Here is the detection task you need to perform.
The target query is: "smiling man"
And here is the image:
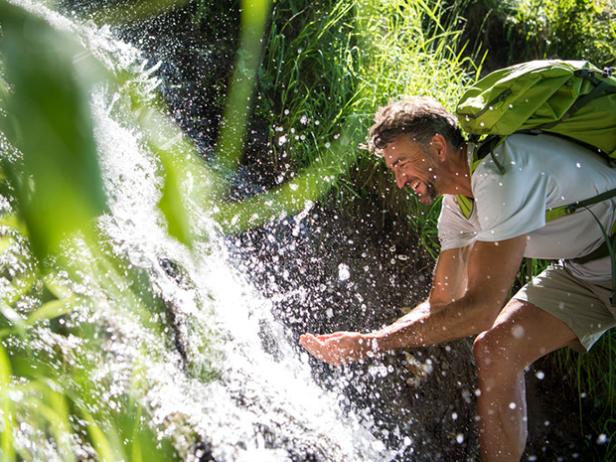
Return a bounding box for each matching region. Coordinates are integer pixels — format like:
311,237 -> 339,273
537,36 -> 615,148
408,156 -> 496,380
299,96 -> 616,461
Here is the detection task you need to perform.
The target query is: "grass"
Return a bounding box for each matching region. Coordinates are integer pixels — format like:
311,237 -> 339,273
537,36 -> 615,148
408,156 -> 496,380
0,1 -> 224,459
249,0 -> 616,454
215,0 -> 483,250
450,0 -> 616,70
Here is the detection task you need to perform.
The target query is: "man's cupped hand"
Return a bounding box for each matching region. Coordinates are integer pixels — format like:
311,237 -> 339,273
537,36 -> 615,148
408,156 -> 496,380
299,331 -> 375,366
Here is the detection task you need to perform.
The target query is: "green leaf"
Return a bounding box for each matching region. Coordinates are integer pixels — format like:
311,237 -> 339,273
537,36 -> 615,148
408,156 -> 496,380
0,3 -> 108,260
21,381 -> 76,462
0,235 -> 12,256
157,150 -> 193,247
0,214 -> 27,236
82,410 -> 125,462
26,296 -> 76,326
0,346 -> 15,462
0,300 -> 26,336
42,274 -> 74,300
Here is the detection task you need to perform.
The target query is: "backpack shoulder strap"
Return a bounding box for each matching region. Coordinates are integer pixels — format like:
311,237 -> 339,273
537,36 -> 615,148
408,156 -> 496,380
454,138 -> 506,219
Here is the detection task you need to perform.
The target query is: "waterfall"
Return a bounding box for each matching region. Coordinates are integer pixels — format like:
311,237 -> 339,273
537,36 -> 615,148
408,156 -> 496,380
1,1 -> 404,460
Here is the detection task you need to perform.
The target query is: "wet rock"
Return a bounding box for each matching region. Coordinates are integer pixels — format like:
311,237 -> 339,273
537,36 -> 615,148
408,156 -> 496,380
228,194 -> 480,461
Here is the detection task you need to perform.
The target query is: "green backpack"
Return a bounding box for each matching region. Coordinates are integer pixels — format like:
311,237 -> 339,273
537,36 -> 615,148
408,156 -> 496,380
456,59 -> 616,158
454,60 -> 616,300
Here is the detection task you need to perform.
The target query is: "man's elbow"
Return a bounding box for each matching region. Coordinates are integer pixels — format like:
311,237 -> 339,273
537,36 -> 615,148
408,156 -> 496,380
464,290 -> 507,332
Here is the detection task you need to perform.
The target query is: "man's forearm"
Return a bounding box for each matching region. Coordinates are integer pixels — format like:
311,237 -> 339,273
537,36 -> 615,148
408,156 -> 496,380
368,294 -> 495,351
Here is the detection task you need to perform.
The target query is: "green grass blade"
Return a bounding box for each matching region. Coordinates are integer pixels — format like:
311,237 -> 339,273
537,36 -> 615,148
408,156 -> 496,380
0,2 -> 108,260
25,296 -> 76,326
0,345 -> 15,462
215,0 -> 273,172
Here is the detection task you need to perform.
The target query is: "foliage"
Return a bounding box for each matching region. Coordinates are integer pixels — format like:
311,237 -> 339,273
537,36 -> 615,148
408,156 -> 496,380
452,0 -> 616,70
0,2 -> 107,260
225,0 -> 483,252
509,0 -> 616,66
0,1 -> 229,458
1,0 -> 615,458
0,0 -> 482,455
215,0 -> 271,172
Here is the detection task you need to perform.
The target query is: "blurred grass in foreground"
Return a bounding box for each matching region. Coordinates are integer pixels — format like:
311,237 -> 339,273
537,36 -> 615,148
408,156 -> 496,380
0,1 -> 214,459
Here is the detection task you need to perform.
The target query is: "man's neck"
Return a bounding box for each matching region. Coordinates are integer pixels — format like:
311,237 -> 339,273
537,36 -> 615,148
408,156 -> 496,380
444,143 -> 473,198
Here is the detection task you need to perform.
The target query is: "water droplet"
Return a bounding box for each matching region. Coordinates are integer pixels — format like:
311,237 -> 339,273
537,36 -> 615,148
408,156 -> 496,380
338,263 -> 350,281
512,325 -> 525,339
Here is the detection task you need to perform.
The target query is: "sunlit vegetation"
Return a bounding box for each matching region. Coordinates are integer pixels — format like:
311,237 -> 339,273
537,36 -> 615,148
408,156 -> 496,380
0,0 -> 231,458
232,0 -> 482,255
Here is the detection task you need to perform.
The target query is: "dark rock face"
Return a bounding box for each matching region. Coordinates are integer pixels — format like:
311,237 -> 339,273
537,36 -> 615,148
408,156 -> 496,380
64,0 -> 240,155
227,196 -> 480,461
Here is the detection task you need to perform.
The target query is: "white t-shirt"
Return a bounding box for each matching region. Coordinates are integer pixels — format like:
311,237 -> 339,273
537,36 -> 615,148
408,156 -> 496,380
437,134 -> 616,285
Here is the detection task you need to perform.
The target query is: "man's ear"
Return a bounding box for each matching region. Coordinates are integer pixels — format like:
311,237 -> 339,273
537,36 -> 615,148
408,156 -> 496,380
431,133 -> 448,162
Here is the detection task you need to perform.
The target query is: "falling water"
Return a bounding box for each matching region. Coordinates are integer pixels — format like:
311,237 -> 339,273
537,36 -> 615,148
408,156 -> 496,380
5,1 -> 403,460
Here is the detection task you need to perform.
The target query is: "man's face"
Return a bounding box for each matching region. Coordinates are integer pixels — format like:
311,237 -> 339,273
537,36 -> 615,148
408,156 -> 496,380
382,134 -> 440,205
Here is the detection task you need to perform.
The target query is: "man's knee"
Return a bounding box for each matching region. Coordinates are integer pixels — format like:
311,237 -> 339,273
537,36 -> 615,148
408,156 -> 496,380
473,326 -> 524,375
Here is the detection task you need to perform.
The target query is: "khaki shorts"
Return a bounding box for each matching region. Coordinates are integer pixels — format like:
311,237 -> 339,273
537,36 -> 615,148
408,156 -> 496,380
513,263 -> 616,352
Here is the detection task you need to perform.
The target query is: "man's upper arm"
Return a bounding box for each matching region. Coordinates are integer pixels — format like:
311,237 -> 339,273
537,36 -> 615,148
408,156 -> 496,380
429,246 -> 472,307
430,235 -> 527,317
464,236 -> 528,315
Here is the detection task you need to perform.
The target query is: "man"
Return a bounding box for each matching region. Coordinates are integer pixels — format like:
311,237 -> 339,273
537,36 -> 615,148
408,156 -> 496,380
299,96 -> 616,461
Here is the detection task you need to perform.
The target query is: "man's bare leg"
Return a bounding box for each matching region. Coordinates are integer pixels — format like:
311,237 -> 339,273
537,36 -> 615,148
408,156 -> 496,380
473,299 -> 578,461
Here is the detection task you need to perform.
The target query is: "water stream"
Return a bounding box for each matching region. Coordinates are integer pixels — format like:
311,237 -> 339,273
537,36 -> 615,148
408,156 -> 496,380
5,2 -> 407,460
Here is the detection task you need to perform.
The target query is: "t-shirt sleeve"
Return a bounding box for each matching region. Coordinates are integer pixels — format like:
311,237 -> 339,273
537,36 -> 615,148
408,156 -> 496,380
437,195 -> 477,250
474,141 -> 549,242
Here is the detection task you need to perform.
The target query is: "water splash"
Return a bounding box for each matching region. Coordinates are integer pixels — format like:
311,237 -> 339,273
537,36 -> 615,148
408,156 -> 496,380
5,1 -> 397,460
